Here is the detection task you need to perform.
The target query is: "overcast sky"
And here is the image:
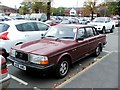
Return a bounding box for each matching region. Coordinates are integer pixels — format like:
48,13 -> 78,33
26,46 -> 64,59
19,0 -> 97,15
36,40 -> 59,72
0,0 -> 104,8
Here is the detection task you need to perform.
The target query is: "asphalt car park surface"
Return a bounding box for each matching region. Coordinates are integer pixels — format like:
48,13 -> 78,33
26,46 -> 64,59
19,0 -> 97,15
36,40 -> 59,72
7,27 -> 119,89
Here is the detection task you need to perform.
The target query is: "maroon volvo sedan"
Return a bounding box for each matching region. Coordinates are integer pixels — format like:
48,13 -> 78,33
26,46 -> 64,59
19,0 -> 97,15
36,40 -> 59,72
8,24 -> 106,78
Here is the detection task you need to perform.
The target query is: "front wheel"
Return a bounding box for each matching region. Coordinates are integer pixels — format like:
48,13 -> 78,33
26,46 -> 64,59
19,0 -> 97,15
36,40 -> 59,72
102,27 -> 106,34
55,58 -> 70,79
110,25 -> 114,33
94,45 -> 101,56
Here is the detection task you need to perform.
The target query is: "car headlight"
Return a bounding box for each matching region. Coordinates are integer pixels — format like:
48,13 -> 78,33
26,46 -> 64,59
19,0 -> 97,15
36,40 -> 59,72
10,49 -> 16,57
30,54 -> 49,65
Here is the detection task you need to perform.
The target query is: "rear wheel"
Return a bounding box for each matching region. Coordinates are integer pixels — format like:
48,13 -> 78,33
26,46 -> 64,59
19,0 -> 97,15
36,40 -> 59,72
55,58 -> 70,79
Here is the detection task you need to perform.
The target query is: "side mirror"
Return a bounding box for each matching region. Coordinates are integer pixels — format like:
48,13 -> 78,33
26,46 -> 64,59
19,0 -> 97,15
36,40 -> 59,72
41,34 -> 45,39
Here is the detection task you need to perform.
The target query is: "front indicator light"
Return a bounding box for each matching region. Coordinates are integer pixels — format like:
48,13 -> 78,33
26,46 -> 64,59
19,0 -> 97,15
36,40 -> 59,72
40,60 -> 49,65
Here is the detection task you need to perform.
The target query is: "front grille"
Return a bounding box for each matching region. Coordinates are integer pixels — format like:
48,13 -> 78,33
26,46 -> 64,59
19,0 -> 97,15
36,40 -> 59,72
15,51 -> 28,61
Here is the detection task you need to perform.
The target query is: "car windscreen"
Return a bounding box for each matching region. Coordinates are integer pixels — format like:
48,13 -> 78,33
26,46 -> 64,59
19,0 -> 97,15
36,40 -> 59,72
0,23 -> 9,33
45,26 -> 77,40
92,17 -> 105,22
60,20 -> 70,24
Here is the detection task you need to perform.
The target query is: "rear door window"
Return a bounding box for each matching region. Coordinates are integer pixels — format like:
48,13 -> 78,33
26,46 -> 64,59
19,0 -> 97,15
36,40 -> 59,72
0,23 -> 9,33
85,27 -> 94,37
16,22 -> 36,31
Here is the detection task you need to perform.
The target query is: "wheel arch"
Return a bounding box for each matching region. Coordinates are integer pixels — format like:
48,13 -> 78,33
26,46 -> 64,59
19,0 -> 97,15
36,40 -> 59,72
98,42 -> 103,52
56,53 -> 72,66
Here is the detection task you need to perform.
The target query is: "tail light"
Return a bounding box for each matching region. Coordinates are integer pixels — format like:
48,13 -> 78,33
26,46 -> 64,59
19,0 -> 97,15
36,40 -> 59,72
1,56 -> 8,74
0,32 -> 9,40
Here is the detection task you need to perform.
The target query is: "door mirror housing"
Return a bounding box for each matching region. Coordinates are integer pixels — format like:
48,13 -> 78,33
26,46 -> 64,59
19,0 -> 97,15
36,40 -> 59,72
41,34 -> 45,39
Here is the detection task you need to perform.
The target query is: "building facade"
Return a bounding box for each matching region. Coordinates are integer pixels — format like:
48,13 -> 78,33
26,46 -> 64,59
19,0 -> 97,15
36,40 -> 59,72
64,7 -> 97,17
0,5 -> 16,15
64,7 -> 82,16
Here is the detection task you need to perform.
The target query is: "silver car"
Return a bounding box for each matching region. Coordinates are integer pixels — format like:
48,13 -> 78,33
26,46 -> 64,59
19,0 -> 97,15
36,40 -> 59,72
0,55 -> 11,90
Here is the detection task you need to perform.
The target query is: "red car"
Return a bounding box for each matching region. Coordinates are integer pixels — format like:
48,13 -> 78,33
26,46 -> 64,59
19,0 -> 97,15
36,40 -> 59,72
113,17 -> 120,27
45,20 -> 59,26
8,24 -> 106,78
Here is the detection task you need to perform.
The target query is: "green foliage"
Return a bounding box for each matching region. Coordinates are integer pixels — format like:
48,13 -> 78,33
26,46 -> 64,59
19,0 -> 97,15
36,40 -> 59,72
32,2 -> 47,13
19,2 -> 31,14
19,0 -> 48,14
52,7 -> 65,16
107,1 -> 120,15
83,0 -> 97,20
83,0 -> 120,17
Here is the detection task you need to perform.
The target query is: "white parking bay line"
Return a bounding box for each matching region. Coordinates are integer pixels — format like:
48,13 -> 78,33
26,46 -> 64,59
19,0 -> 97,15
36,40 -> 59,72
56,51 -> 113,88
10,74 -> 28,86
102,50 -> 111,53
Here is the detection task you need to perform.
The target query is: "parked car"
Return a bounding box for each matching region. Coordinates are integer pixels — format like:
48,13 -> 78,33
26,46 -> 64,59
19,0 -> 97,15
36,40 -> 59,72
0,55 -> 11,90
45,20 -> 59,26
30,13 -> 47,22
88,17 -> 115,33
78,17 -> 90,24
8,24 -> 106,78
0,16 -> 5,21
60,20 -> 72,24
0,20 -> 50,59
68,17 -> 79,24
112,16 -> 120,27
9,13 -> 24,20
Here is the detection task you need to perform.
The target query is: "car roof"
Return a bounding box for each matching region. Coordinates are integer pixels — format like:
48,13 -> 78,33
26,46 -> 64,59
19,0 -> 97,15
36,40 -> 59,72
56,24 -> 94,28
95,17 -> 110,18
0,20 -> 44,25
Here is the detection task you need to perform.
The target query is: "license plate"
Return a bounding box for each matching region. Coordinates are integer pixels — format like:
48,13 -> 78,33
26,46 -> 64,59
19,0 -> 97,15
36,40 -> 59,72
14,62 -> 26,71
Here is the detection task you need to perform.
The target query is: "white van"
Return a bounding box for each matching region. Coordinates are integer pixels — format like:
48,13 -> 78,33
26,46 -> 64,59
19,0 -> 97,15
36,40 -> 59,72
30,13 -> 47,22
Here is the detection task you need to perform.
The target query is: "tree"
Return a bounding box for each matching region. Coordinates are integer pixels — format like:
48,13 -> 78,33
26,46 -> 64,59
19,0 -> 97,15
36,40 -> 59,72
19,0 -> 50,14
19,2 -> 31,14
47,1 -> 51,20
83,0 -> 97,20
32,2 -> 46,13
97,3 -> 108,17
106,1 -> 120,16
52,7 -> 65,16
19,0 -> 53,19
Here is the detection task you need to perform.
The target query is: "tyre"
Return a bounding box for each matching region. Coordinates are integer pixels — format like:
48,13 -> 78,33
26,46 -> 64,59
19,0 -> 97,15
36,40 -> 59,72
94,45 -> 101,56
102,27 -> 106,34
55,58 -> 70,79
110,25 -> 114,33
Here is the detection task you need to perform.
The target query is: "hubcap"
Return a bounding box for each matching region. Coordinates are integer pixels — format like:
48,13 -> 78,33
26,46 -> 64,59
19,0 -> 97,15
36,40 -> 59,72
96,46 -> 100,55
59,61 -> 68,76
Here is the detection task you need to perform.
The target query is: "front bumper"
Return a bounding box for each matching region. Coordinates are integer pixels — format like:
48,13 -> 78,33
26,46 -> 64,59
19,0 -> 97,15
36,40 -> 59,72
0,74 -> 11,89
7,56 -> 55,73
94,26 -> 103,31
